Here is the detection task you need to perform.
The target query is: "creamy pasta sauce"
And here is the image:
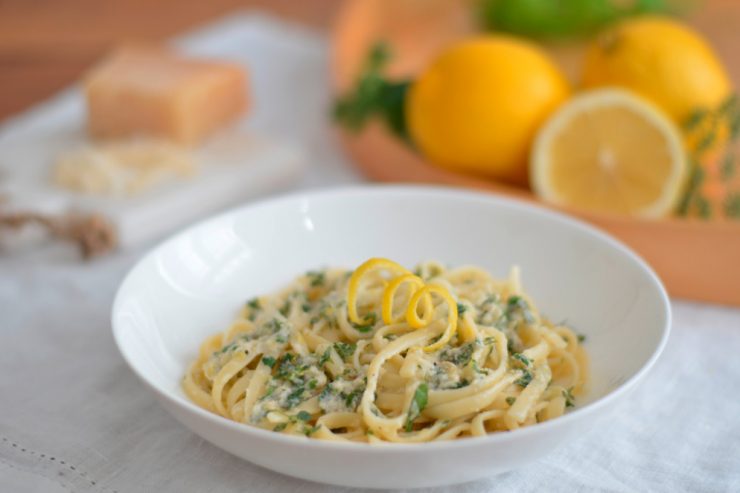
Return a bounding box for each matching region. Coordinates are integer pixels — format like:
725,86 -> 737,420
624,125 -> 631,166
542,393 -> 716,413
183,258 -> 589,443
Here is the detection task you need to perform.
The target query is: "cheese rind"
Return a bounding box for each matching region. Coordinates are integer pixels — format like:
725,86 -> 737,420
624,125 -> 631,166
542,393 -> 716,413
85,46 -> 248,145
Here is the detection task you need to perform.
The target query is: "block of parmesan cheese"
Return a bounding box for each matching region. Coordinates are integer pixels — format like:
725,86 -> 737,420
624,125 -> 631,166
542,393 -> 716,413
84,45 -> 249,145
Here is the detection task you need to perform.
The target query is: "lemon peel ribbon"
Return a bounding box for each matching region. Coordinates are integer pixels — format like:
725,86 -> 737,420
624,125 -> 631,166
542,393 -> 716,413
347,258 -> 458,352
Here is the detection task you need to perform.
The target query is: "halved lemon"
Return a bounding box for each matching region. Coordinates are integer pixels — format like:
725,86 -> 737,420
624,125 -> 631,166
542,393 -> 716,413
530,89 -> 688,218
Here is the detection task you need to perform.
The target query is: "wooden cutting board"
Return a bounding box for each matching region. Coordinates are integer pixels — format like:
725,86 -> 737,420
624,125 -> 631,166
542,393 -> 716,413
331,0 -> 740,306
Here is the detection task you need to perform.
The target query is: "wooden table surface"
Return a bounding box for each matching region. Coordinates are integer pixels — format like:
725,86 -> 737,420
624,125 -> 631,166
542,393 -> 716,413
0,0 -> 737,123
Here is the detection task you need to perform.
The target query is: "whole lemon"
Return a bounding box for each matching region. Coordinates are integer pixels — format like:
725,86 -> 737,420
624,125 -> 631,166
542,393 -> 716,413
582,16 -> 732,124
406,36 -> 570,185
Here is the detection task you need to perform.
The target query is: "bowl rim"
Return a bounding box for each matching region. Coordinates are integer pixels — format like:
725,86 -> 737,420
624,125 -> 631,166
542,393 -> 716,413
112,184 -> 671,452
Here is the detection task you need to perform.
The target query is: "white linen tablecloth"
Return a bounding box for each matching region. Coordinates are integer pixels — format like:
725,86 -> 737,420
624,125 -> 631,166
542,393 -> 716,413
1,13 -> 739,493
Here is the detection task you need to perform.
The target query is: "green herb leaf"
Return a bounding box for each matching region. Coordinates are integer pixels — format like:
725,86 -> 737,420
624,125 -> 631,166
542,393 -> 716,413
296,410 -> 312,422
285,386 -> 305,409
563,388 -> 576,408
511,352 -> 531,368
456,302 -> 467,315
279,299 -> 291,317
344,388 -> 364,409
506,396 -> 516,406
404,382 -> 429,432
262,356 -> 276,368
515,370 -> 533,387
273,422 -> 288,432
353,312 -> 377,333
440,342 -> 475,367
260,385 -> 276,401
454,378 -> 471,389
304,425 -> 320,436
505,295 -> 534,323
217,342 -> 237,354
333,42 -> 412,141
306,270 -> 326,287
333,342 -> 357,360
577,334 -> 587,344
318,348 -> 332,367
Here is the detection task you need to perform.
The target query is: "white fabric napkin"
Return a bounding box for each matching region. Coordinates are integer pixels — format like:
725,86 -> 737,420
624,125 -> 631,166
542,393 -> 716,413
1,12 -> 738,493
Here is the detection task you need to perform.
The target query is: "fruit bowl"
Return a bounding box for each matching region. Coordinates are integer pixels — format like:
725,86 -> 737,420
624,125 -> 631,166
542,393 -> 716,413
331,0 -> 740,306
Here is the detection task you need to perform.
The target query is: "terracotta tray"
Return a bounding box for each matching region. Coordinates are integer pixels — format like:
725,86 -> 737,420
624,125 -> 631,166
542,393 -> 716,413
331,0 -> 740,306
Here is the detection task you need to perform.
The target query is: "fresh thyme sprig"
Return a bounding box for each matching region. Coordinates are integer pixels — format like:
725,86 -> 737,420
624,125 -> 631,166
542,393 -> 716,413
678,94 -> 740,219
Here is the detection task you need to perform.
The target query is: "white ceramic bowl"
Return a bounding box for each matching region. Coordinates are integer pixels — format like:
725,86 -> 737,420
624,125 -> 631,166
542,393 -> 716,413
112,186 -> 670,489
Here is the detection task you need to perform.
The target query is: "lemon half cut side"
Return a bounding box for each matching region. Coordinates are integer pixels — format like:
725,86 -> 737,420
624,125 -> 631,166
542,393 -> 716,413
531,89 -> 688,218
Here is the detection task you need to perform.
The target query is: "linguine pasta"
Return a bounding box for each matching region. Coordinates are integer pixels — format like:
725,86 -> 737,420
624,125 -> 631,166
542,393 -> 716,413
183,258 -> 589,443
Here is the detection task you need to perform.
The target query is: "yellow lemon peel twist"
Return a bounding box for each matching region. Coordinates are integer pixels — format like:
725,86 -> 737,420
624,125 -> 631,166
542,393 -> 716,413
347,258 -> 459,352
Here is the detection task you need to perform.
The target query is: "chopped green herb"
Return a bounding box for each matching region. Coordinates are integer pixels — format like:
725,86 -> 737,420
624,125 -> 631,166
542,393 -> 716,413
273,422 -> 288,432
353,312 -> 377,333
279,299 -> 291,317
440,343 -> 475,367
507,338 -> 516,354
515,370 -> 533,387
318,348 -> 332,367
344,388 -> 364,409
429,334 -> 444,345
456,302 -> 467,315
285,386 -> 305,409
218,342 -> 238,354
306,270 -> 326,287
453,379 -> 471,389
275,353 -> 310,386
318,384 -> 335,404
511,352 -> 531,368
301,303 -> 312,313
577,334 -> 586,343
334,342 -> 357,360
563,388 -> 575,408
405,383 -> 429,432
246,297 -> 261,321
304,425 -> 320,436
296,410 -> 312,422
262,356 -> 276,368
471,360 -> 489,375
264,318 -> 287,334
507,296 -> 534,321
484,336 -> 496,345
260,385 -> 276,401
308,379 -> 318,390
506,396 -> 516,406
